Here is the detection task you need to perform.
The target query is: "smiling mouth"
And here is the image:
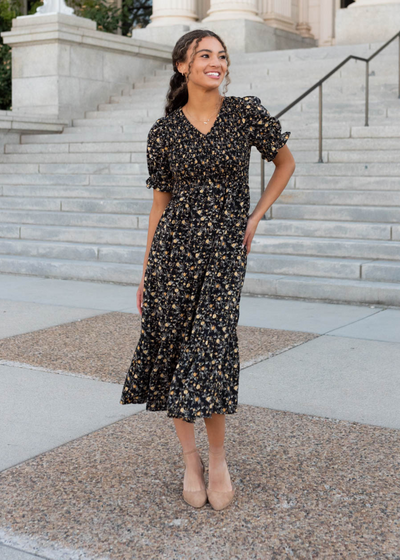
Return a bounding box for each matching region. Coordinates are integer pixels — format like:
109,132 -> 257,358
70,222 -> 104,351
205,72 -> 221,79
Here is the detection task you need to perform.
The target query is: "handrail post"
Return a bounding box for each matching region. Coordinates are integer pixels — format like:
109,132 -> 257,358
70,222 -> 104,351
260,156 -> 266,220
318,83 -> 323,163
398,35 -> 400,98
365,60 -> 369,126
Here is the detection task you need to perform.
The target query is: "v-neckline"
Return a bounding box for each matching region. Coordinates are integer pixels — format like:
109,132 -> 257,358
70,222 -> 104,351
180,96 -> 227,137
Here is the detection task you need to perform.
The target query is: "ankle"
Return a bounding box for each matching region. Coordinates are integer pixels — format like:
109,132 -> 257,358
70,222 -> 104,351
183,446 -> 198,455
209,445 -> 225,457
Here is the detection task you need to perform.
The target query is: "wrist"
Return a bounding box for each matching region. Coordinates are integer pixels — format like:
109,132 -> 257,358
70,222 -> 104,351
248,213 -> 261,226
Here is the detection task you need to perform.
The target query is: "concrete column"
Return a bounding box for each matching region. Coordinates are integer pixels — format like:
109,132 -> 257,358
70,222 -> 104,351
147,0 -> 199,26
317,0 -> 335,46
296,0 -> 314,38
260,0 -> 296,32
202,0 -> 264,22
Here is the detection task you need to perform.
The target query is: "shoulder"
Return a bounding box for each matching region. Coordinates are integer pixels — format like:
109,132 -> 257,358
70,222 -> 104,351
148,114 -> 169,135
147,114 -> 173,147
229,95 -> 263,108
226,95 -> 266,120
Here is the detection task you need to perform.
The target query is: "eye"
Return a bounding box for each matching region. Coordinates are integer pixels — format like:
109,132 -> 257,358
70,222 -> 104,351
200,54 -> 226,59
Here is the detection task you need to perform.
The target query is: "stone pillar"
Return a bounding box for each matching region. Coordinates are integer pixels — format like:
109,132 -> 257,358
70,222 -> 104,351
296,0 -> 314,38
260,0 -> 296,32
147,0 -> 199,26
336,0 -> 400,44
202,0 -> 264,22
318,0 -> 335,46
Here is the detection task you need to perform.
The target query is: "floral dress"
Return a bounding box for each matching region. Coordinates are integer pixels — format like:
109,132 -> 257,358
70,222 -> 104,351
119,95 -> 290,423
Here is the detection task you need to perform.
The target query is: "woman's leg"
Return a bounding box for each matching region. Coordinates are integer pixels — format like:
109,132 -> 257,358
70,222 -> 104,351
173,418 -> 205,491
204,413 -> 233,492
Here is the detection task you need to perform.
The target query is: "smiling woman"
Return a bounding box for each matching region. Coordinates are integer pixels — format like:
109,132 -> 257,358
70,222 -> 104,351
119,29 -> 295,512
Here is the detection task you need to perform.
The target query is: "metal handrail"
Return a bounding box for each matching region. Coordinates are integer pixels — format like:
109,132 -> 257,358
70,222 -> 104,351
260,31 -> 400,218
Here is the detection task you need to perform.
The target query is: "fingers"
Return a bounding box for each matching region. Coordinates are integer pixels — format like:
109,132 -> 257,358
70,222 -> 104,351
137,290 -> 143,316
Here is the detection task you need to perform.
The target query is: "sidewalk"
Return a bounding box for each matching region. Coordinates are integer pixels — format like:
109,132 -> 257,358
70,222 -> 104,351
0,273 -> 399,559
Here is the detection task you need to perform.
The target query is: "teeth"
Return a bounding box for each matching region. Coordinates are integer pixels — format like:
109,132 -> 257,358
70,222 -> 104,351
206,72 -> 220,76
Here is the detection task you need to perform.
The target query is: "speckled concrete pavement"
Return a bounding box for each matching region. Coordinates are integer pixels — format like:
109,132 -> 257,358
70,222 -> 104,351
0,273 -> 399,560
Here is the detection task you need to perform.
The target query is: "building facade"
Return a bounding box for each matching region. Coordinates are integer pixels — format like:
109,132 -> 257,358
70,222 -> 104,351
130,0 -> 398,51
17,0 -> 399,49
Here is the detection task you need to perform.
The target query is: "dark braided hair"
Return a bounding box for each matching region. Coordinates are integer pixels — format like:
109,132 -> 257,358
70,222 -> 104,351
165,29 -> 231,116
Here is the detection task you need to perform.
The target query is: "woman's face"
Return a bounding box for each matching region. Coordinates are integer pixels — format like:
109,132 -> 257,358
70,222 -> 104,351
177,36 -> 227,92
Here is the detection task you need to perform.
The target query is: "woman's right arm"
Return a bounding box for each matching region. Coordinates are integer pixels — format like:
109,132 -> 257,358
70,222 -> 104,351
137,190 -> 173,315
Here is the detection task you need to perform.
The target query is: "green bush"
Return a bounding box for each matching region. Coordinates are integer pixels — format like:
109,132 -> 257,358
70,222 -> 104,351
0,0 -> 22,110
66,0 -> 121,33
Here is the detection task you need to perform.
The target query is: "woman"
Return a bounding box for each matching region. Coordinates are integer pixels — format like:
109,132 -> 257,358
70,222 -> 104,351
120,29 -> 295,511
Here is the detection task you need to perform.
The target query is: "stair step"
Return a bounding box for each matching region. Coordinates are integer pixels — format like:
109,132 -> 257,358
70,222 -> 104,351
20,132 -> 148,143
272,204 -> 400,223
0,240 -> 371,278
19,224 -> 147,244
0,209 -> 148,228
2,235 -> 399,267
253,236 -> 400,260
19,126 -> 400,145
14,221 -> 393,245
0,254 -> 143,284
4,160 -> 400,177
257,219 -> 392,240
0,253 -> 398,305
5,142 -> 147,154
0,153 -> 143,164
1,186 -> 152,199
292,162 -> 400,176
276,189 -> 400,206
294,175 -> 400,190
5,187 -> 397,207
283,138 -> 400,151
7,137 -> 400,154
243,272 -> 400,306
5,160 -> 394,177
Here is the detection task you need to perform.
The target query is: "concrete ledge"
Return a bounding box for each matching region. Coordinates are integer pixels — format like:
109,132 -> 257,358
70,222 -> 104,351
0,111 -> 67,132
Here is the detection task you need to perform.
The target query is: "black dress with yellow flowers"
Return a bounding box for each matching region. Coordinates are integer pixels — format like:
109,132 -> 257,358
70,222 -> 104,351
120,95 -> 290,423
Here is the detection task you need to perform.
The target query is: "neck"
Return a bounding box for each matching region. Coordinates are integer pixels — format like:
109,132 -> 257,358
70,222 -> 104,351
184,89 -> 223,117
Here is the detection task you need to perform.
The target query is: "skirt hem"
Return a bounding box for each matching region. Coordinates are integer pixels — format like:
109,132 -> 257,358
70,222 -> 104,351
120,397 -> 238,424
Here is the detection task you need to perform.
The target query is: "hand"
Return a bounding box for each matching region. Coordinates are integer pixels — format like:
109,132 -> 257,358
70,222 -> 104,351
242,215 -> 260,255
137,278 -> 145,316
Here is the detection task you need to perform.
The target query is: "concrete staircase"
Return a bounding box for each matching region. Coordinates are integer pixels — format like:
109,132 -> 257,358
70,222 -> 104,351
0,40 -> 399,306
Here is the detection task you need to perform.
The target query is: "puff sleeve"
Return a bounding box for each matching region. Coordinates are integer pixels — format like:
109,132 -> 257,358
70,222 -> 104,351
244,96 -> 291,162
145,120 -> 174,193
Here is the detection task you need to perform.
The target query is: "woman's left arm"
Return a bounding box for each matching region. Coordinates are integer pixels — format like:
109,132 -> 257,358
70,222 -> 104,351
243,144 -> 296,253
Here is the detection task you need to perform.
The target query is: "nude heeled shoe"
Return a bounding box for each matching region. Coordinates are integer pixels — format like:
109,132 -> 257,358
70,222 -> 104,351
207,447 -> 236,511
182,448 -> 208,508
